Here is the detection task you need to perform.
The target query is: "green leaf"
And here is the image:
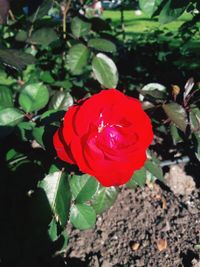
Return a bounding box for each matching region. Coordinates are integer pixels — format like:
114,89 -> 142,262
170,123 -> 183,145
0,49 -> 35,71
91,186 -> 118,215
15,30 -> 28,42
0,108 -> 24,126
139,0 -> 163,17
19,83 -> 49,112
194,132 -> 200,161
40,109 -> 65,125
69,174 -> 99,203
0,70 -> 16,85
70,204 -> 96,230
49,91 -> 73,111
163,102 -> 187,132
0,86 -> 13,110
67,44 -> 90,75
159,0 -> 189,24
140,83 -> 166,101
53,80 -> 72,90
88,38 -> 116,53
71,17 -> 91,38
28,28 -> 58,46
40,71 -> 55,83
126,167 -> 146,188
59,230 -> 68,251
32,126 -> 45,148
190,108 -> 200,131
145,160 -> 163,181
17,121 -> 36,141
48,218 -> 58,242
39,171 -> 71,228
92,53 -> 118,88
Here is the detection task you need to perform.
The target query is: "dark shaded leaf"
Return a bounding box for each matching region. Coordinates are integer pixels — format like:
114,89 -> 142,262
159,0 -> 189,24
0,49 -> 35,71
190,108 -> 200,131
28,28 -> 58,46
71,17 -> 91,38
15,30 -> 28,42
163,102 -> 188,132
29,0 -> 53,22
88,38 -> 116,53
170,123 -> 183,145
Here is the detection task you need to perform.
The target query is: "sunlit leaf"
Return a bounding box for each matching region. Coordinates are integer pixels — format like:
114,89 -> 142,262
70,203 -> 96,230
19,83 -> 49,112
39,171 -> 71,228
69,174 -> 99,203
67,44 -> 90,75
92,53 -> 118,88
91,186 -> 118,215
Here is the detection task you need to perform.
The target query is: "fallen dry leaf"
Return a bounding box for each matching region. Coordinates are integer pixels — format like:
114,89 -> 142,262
130,242 -> 140,251
162,197 -> 167,209
156,239 -> 168,252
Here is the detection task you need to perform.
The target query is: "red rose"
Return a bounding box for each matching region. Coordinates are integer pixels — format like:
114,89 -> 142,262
53,89 -> 153,187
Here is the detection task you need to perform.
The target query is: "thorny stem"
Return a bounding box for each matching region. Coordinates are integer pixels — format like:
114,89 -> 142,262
8,10 -> 15,21
61,0 -> 72,40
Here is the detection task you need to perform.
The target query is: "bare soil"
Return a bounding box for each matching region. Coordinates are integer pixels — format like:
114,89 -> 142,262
66,165 -> 200,267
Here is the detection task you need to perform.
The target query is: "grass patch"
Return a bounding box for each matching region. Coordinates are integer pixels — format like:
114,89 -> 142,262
103,10 -> 193,34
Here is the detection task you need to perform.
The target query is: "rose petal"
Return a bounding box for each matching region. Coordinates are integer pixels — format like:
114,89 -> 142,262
62,104 -> 80,143
53,127 -> 75,164
74,89 -> 126,136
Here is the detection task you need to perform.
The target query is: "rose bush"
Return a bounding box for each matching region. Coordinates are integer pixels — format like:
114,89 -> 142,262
53,89 -> 153,186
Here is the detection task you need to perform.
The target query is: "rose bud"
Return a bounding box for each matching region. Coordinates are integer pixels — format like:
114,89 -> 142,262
53,89 -> 153,187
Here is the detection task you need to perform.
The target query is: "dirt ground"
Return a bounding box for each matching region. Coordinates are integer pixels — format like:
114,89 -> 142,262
66,165 -> 200,267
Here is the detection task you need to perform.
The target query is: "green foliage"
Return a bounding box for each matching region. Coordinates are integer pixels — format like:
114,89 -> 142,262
0,108 -> 24,126
28,28 -> 58,46
70,204 -> 96,230
67,44 -> 90,75
0,86 -> 13,109
88,38 -> 117,53
91,186 -> 118,214
19,83 -> 49,112
126,167 -> 146,188
0,49 -> 35,70
39,171 -> 71,228
92,53 -> 118,88
71,17 -> 91,38
139,0 -> 190,24
69,174 -> 99,203
163,103 -> 188,132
